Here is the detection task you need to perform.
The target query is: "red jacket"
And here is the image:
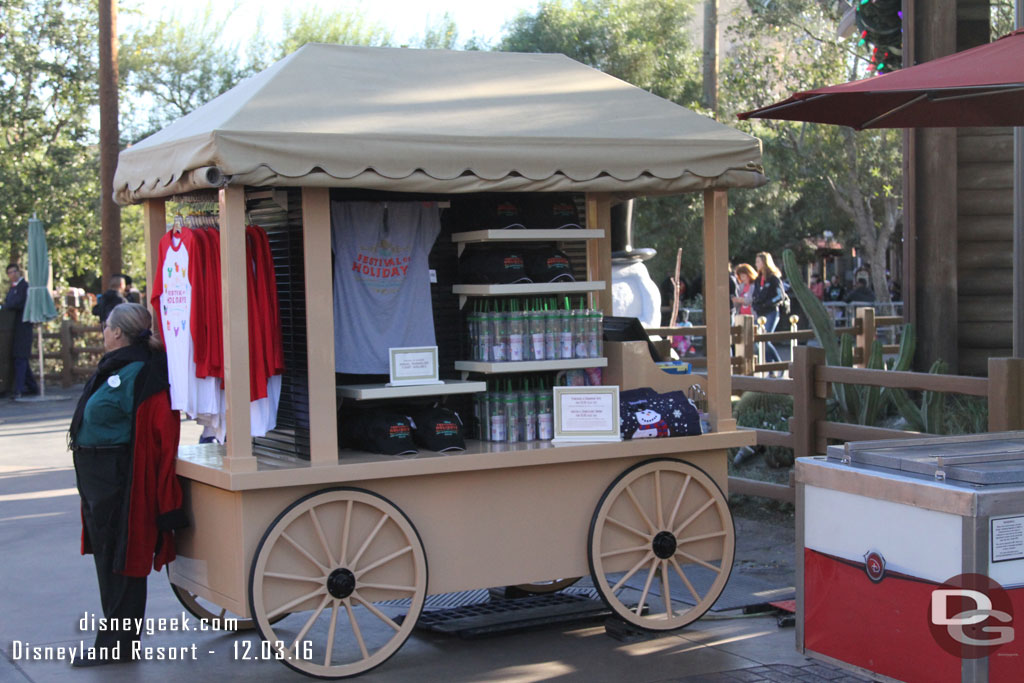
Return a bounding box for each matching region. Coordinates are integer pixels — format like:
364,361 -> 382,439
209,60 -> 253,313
80,388 -> 185,577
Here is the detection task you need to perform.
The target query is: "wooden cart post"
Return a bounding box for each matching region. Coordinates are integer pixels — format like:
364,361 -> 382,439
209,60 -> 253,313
703,189 -> 736,433
142,198 -> 166,332
219,186 -> 255,470
301,187 -> 339,466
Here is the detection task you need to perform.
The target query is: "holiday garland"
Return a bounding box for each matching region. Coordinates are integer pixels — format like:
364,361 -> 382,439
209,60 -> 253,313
855,0 -> 902,73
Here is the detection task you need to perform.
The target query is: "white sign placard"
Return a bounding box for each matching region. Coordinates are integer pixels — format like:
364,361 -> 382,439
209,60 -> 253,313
387,346 -> 442,387
991,515 -> 1024,563
551,386 -> 620,443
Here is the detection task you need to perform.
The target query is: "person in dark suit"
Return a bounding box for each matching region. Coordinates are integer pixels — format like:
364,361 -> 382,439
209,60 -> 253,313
5,263 -> 39,398
92,275 -> 127,325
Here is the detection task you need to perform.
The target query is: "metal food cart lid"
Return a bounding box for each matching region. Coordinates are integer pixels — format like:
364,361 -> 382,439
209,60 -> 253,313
827,431 -> 1024,485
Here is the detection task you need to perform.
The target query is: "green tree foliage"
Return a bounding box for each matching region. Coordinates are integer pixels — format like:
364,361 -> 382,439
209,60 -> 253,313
500,0 -> 706,293
501,0 -> 702,105
723,0 -> 901,303
276,7 -> 393,58
0,0 -> 100,281
418,12 -> 459,49
119,7 -> 261,142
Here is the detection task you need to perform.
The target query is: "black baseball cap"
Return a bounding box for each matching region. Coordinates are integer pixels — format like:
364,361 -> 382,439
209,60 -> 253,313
339,410 -> 418,456
526,247 -> 574,283
529,194 -> 583,229
408,407 -> 465,452
460,248 -> 532,284
454,195 -> 527,230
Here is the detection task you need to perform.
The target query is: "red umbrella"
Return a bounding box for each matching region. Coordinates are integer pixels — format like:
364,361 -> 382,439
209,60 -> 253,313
739,28 -> 1024,129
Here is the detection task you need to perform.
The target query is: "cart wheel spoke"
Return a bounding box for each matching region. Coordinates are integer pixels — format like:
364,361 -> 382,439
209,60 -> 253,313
654,470 -> 665,529
589,459 -> 734,631
290,594 -> 332,652
625,484 -> 657,534
610,551 -> 655,593
281,531 -> 329,574
670,558 -> 702,603
354,544 -> 414,579
354,582 -> 417,594
340,499 -> 353,565
605,515 -> 651,541
308,507 -> 335,567
264,571 -> 326,584
352,593 -> 402,632
324,599 -> 340,667
344,598 -> 370,660
666,474 -> 692,531
635,558 -> 659,617
675,548 -> 722,574
601,544 -> 650,560
268,586 -> 327,621
672,497 -> 716,538
661,562 -> 672,619
350,512 -> 389,570
677,530 -> 728,545
250,487 -> 428,678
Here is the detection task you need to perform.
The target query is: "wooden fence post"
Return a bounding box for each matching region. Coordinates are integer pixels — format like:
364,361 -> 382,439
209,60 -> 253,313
988,357 -> 1024,431
791,346 -> 827,459
855,307 -> 875,368
60,320 -> 73,388
734,314 -> 755,375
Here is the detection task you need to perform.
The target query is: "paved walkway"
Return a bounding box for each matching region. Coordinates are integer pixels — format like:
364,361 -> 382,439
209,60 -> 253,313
0,385 -> 868,682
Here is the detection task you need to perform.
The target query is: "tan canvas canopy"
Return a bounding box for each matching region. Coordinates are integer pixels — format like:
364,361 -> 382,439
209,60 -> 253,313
114,44 -> 765,204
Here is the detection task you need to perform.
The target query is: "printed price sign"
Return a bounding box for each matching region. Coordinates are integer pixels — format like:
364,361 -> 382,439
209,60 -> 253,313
552,386 -> 621,443
387,346 -> 442,387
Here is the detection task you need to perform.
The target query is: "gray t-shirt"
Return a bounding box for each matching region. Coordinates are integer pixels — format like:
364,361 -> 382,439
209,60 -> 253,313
331,201 -> 441,374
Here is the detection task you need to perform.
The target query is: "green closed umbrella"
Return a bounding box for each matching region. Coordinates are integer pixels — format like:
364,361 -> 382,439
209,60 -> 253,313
24,215 -> 58,397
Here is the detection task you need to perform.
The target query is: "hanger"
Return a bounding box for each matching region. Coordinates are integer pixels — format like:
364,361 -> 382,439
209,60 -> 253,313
172,213 -> 185,234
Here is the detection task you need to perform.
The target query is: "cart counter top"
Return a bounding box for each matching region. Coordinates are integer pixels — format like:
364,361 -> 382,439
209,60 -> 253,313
176,431 -> 754,492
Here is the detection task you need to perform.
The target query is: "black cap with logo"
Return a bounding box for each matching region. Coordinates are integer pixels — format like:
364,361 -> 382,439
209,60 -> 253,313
459,248 -> 532,284
408,407 -> 465,452
526,247 -> 574,283
339,410 -> 418,455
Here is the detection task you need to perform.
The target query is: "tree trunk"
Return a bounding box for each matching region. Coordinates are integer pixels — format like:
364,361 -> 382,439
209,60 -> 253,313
702,0 -> 718,114
99,0 -> 120,285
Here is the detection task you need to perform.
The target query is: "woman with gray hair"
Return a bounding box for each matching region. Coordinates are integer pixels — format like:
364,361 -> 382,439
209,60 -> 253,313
68,303 -> 187,665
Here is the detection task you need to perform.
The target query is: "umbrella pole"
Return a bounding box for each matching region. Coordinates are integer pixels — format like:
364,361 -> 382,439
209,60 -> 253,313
37,324 -> 45,398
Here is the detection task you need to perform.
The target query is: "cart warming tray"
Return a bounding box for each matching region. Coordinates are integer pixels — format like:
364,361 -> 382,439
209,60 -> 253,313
796,432 -> 1024,683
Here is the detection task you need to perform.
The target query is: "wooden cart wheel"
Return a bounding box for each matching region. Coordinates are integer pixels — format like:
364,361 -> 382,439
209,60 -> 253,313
588,458 -> 734,631
249,487 -> 428,679
169,578 -> 259,630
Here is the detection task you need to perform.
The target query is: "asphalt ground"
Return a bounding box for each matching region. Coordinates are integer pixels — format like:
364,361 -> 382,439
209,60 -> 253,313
0,384 -> 867,683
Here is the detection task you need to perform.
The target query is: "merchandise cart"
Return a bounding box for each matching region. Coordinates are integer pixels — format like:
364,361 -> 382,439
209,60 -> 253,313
113,44 -> 765,678
797,434 -> 1024,683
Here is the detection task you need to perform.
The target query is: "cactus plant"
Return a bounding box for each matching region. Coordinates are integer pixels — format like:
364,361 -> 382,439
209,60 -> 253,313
781,248 -> 945,432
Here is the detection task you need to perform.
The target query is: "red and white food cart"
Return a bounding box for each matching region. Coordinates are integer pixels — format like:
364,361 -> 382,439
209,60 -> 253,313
797,434 -> 1024,683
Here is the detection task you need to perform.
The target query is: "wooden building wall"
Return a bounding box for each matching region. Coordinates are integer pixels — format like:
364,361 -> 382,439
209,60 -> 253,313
958,127 -> 1014,375
906,0 -> 1007,376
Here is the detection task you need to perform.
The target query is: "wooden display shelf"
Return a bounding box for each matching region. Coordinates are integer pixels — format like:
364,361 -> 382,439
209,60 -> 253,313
453,281 -> 605,297
452,229 -> 604,243
454,357 -> 607,374
336,379 -> 486,400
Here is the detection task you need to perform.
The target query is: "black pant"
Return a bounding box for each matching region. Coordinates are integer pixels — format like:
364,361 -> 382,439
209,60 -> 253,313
73,445 -> 147,653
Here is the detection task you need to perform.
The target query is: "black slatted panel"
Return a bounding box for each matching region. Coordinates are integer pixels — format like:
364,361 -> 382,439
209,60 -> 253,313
251,188 -> 311,459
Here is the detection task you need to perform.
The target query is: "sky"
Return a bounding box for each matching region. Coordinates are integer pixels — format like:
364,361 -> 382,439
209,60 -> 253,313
121,0 -> 541,49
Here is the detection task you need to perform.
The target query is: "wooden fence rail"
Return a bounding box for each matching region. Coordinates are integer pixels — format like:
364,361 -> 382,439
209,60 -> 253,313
723,346 -> 1024,504
648,306 -> 906,376
34,320 -> 102,387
